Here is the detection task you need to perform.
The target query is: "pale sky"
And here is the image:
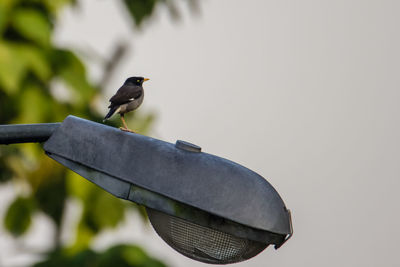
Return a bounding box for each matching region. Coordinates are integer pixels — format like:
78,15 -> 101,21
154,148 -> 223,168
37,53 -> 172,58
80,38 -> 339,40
1,0 -> 400,266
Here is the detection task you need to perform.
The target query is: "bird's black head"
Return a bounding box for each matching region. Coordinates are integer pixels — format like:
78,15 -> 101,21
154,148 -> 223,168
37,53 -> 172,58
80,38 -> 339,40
124,77 -> 150,86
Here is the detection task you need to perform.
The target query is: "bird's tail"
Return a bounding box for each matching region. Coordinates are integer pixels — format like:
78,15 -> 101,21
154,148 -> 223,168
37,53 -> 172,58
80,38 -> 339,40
103,106 -> 118,122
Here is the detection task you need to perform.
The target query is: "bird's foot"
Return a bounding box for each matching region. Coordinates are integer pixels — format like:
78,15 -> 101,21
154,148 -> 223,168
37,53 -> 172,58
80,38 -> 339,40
119,127 -> 136,133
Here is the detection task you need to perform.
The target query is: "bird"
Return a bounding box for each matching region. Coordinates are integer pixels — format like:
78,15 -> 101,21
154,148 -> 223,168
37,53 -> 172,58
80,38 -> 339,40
103,76 -> 149,132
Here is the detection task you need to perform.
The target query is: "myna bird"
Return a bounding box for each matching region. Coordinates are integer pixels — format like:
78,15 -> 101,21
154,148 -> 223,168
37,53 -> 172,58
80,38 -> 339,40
103,76 -> 149,132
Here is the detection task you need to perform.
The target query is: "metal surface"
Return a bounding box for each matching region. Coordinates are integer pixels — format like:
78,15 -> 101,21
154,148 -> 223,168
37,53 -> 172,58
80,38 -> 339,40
48,151 -> 287,246
0,123 -> 60,144
175,140 -> 202,152
43,116 -> 292,236
127,183 -> 286,245
49,153 -> 131,199
275,209 -> 293,249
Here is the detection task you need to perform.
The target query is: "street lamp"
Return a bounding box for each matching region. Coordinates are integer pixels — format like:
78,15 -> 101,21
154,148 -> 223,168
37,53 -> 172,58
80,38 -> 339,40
0,115 -> 292,264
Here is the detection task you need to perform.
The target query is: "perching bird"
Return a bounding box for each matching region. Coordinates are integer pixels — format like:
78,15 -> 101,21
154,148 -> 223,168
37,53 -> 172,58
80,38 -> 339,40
103,76 -> 149,132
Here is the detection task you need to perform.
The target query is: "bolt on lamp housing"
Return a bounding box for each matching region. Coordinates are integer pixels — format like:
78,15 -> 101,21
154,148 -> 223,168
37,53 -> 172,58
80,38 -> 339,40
38,116 -> 292,264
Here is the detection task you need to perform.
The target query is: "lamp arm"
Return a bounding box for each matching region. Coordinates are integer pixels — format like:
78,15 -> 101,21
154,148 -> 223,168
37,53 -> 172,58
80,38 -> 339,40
0,123 -> 61,145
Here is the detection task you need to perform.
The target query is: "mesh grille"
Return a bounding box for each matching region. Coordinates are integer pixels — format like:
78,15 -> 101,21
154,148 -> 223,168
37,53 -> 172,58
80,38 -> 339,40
147,208 -> 268,264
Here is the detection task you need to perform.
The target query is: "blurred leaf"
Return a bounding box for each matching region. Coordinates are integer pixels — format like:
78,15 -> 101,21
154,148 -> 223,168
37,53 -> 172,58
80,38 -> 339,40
69,179 -> 126,251
4,153 -> 28,182
0,90 -> 18,123
15,44 -> 51,82
0,0 -> 15,34
12,8 -> 51,47
0,43 -> 51,96
34,249 -> 98,267
0,158 -> 13,182
129,111 -> 156,134
0,42 -> 28,94
33,162 -> 67,226
123,0 -> 197,28
0,7 -> 7,34
66,171 -> 93,200
0,146 -> 20,182
123,0 -> 158,27
34,245 -> 167,267
99,245 -> 167,267
81,187 -> 126,233
4,196 -> 35,237
51,49 -> 94,107
0,146 -> 18,183
17,84 -> 51,123
44,0 -> 76,13
69,221 -> 96,253
94,190 -> 125,228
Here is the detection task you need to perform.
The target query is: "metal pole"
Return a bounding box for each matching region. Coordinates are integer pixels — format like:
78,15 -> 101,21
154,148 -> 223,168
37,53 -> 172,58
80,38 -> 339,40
0,123 -> 60,145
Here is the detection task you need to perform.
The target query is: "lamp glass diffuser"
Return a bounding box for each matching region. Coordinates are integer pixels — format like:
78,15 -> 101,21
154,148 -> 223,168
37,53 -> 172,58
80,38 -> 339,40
147,208 -> 268,264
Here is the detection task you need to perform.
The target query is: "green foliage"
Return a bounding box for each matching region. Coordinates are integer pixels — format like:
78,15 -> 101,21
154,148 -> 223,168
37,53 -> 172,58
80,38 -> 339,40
84,188 -> 126,230
5,196 -> 35,237
34,168 -> 67,227
124,0 -> 198,28
12,8 -> 52,47
0,0 -> 196,265
0,42 -> 27,93
33,245 -> 167,267
0,157 -> 13,182
124,0 -> 159,26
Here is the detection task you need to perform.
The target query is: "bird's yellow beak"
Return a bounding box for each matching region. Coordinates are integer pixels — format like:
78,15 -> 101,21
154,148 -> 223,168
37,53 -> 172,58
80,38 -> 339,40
143,78 -> 150,82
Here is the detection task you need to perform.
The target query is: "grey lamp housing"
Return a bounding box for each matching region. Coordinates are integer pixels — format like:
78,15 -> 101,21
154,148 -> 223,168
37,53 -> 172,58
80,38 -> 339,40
42,116 -> 292,264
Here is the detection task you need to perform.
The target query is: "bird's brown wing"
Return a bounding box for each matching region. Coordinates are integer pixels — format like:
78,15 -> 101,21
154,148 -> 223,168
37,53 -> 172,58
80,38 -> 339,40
109,85 -> 143,105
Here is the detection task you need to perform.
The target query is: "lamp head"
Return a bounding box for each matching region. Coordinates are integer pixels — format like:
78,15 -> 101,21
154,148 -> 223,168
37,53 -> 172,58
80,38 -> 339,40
43,116 -> 292,264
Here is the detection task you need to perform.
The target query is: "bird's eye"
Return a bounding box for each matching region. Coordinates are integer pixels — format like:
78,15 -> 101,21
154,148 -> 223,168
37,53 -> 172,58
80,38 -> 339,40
137,80 -> 140,82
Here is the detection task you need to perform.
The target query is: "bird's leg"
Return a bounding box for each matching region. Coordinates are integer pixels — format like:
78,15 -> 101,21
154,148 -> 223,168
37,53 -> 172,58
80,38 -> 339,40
119,115 -> 135,133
